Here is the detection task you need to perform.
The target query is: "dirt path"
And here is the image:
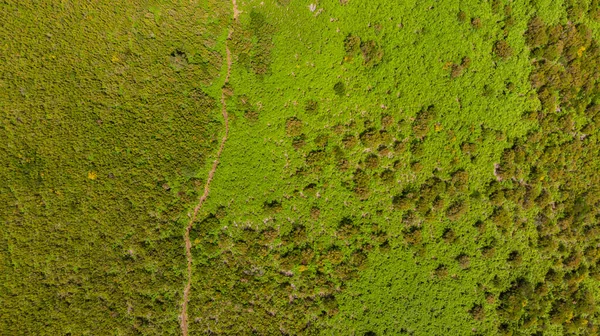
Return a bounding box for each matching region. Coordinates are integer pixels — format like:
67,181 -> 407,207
179,0 -> 238,334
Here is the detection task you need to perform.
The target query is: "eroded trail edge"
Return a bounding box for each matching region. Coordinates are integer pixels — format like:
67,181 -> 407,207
179,1 -> 238,334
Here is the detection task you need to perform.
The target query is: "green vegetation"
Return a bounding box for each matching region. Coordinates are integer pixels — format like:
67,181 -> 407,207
1,1 -> 229,334
4,0 -> 600,335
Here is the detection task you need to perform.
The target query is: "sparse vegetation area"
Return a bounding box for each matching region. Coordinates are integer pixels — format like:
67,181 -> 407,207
4,0 -> 600,335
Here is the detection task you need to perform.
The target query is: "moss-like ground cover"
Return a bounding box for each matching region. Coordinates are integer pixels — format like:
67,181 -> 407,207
4,0 -> 600,335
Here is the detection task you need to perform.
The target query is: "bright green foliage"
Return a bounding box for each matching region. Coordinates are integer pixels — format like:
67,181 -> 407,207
188,0 -> 600,335
4,0 -> 600,335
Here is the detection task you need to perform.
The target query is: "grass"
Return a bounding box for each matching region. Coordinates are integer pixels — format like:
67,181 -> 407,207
1,1 -> 229,334
4,0 -> 600,335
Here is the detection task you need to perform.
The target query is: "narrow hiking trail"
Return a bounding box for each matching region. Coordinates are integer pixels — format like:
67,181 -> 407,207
179,0 -> 239,334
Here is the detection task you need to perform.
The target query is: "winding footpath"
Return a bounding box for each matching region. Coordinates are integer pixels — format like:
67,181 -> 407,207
179,1 -> 239,335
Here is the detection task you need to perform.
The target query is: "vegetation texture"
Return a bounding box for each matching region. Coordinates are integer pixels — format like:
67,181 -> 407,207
3,0 -> 600,335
